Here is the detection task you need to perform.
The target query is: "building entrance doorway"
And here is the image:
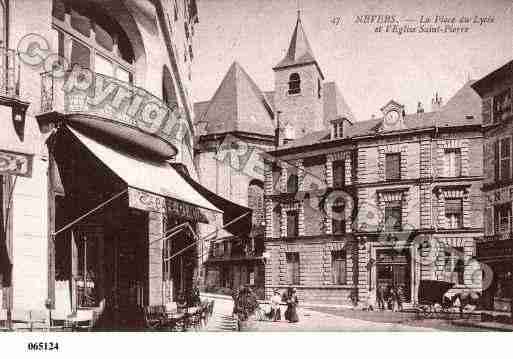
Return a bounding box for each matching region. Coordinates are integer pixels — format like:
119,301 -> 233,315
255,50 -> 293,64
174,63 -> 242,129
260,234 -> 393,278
376,249 -> 411,303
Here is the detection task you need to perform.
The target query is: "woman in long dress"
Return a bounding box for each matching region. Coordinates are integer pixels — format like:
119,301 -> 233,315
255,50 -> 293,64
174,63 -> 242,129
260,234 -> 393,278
284,287 -> 299,323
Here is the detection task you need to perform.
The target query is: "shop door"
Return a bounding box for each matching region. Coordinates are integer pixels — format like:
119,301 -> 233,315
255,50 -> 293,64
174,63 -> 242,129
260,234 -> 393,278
376,250 -> 411,303
117,210 -> 148,311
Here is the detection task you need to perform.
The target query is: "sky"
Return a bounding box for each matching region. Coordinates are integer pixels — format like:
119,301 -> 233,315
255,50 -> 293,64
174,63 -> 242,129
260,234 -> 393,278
190,0 -> 513,122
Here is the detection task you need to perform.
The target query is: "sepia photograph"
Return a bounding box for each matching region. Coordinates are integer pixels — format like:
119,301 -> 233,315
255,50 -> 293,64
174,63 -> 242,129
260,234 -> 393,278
1,0 -> 513,353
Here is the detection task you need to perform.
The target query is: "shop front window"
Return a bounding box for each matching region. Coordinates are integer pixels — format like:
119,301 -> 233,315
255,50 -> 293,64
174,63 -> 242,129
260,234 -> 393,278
76,235 -> 99,307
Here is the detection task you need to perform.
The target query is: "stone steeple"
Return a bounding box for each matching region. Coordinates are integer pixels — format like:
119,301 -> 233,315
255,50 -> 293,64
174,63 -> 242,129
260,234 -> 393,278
273,11 -> 323,78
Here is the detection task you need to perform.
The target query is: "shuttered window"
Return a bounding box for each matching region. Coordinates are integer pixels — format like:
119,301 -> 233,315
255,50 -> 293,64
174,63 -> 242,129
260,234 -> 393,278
445,198 -> 463,229
444,148 -> 462,177
385,153 -> 401,180
482,98 -> 492,125
286,252 -> 300,285
493,138 -> 512,182
384,200 -> 402,230
331,250 -> 346,284
494,141 -> 500,181
494,202 -> 511,234
286,211 -> 299,237
500,137 -> 511,181
493,89 -> 512,123
333,160 -> 345,188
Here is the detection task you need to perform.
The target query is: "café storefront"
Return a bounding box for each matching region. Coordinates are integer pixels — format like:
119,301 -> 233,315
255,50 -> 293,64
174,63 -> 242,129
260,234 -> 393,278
477,240 -> 513,312
48,124 -> 222,329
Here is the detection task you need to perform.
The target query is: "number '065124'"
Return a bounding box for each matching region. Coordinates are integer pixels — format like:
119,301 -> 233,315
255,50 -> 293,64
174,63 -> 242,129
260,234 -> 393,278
27,342 -> 59,351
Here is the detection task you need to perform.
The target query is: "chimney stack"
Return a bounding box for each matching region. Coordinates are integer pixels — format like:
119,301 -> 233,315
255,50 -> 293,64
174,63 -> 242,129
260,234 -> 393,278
431,92 -> 443,112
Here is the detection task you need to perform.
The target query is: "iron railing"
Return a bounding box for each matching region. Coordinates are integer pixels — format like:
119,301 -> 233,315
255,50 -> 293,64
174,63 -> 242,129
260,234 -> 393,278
0,47 -> 20,98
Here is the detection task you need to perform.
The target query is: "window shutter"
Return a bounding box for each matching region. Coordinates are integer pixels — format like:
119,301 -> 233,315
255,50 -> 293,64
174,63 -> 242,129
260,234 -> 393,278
494,140 -> 500,181
333,160 -> 345,187
484,207 -> 492,236
386,153 -> 401,180
454,150 -> 462,176
482,98 -> 492,125
287,211 -> 298,237
445,199 -> 463,214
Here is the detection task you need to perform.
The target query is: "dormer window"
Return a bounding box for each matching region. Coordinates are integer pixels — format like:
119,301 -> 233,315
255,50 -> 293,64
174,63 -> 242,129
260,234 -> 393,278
288,73 -> 301,94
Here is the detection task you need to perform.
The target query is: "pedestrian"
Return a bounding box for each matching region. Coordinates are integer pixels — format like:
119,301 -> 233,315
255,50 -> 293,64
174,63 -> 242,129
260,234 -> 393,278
391,286 -> 398,312
271,289 -> 282,321
284,287 -> 299,323
177,291 -> 187,313
376,283 -> 385,310
396,285 -> 404,312
191,286 -> 201,307
232,286 -> 242,319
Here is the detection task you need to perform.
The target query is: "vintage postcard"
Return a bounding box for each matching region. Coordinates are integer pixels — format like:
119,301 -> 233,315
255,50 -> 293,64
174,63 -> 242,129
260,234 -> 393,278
1,0 -> 513,354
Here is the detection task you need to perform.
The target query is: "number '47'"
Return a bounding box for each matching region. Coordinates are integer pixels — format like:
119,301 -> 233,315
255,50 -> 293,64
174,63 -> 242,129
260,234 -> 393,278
331,16 -> 342,26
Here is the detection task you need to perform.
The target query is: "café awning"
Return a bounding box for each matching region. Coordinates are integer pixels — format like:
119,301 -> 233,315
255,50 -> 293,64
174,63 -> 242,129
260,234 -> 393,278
172,165 -> 253,238
65,126 -> 221,215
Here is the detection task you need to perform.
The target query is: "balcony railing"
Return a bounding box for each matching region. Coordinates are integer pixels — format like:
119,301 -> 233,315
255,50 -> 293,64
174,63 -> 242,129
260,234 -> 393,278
0,47 -> 20,98
39,69 -> 186,157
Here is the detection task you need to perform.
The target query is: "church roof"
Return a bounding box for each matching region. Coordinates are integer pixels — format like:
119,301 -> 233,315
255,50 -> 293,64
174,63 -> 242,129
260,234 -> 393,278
323,82 -> 356,125
273,14 -> 323,78
195,61 -> 275,136
277,81 -> 482,150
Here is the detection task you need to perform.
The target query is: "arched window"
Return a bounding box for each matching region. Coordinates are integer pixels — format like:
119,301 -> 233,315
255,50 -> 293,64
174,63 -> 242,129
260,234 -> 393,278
248,180 -> 264,227
288,73 -> 301,94
287,174 -> 299,193
52,0 -> 135,82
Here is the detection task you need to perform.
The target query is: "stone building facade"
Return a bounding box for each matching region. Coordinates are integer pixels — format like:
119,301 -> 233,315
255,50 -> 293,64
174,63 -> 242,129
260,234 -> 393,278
264,82 -> 484,306
194,13 -> 353,296
472,60 -> 513,313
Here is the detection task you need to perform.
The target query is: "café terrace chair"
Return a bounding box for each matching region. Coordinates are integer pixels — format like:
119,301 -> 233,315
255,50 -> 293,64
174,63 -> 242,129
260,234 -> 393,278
144,305 -> 167,330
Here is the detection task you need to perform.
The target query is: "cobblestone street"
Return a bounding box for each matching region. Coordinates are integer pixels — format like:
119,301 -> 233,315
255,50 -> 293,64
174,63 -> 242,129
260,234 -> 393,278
200,295 -> 489,332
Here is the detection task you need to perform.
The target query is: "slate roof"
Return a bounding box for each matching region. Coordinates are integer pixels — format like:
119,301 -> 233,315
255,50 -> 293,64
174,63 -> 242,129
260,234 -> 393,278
323,82 -> 356,125
273,14 -> 321,76
278,81 -> 482,150
195,62 -> 275,136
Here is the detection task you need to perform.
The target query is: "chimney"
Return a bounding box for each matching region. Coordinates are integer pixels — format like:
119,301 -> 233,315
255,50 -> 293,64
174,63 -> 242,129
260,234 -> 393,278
330,116 -> 352,139
417,101 -> 424,114
283,123 -> 296,144
431,92 -> 443,112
